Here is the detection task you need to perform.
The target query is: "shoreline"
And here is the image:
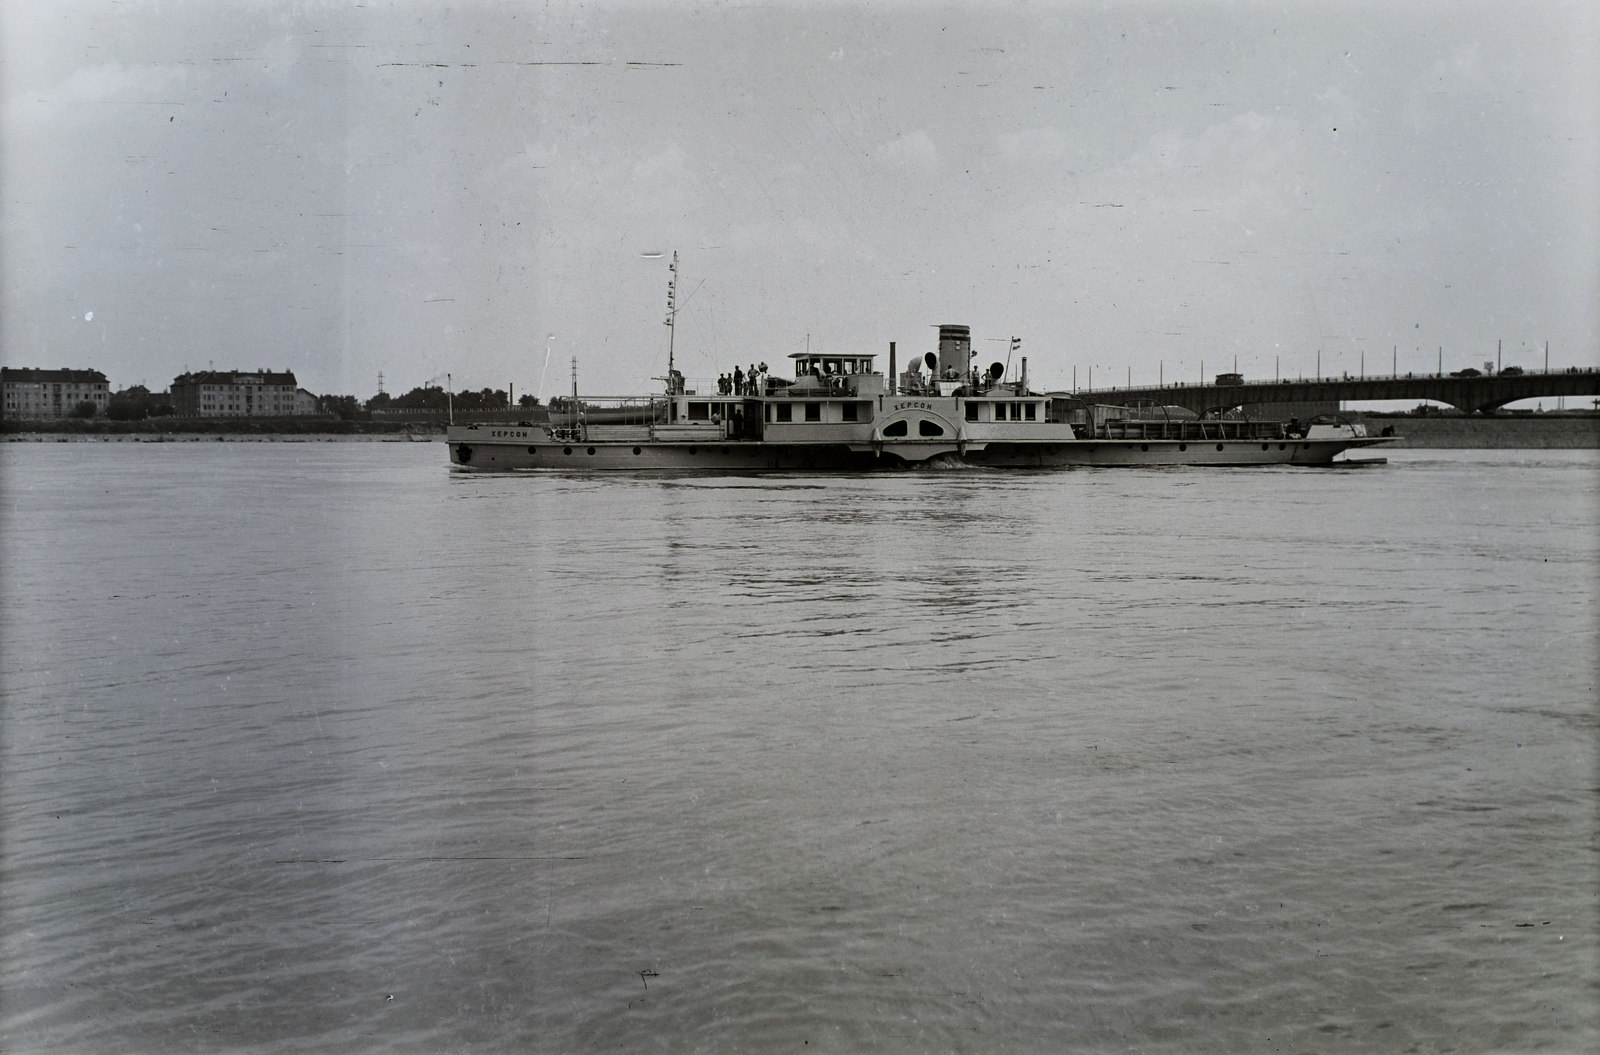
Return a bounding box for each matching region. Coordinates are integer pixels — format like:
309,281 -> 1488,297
5,414 -> 1595,448
4,432 -> 442,443
1348,413 -> 1599,449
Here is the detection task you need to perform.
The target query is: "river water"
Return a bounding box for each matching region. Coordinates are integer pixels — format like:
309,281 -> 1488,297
1,444 -> 1595,1053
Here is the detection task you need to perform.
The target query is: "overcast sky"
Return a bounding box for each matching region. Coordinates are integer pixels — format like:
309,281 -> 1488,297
3,0 -> 1596,399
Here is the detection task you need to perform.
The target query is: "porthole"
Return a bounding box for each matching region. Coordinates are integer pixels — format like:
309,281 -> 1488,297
721,447 -> 729,455
633,446 -> 642,455
528,446 -> 537,455
689,447 -> 697,454
1141,444 -> 1149,452
1216,444 -> 1225,451
587,447 -> 596,455
563,446 -> 572,455
1279,443 -> 1286,450
1261,444 -> 1269,451
1303,443 -> 1311,450
1178,444 -> 1186,451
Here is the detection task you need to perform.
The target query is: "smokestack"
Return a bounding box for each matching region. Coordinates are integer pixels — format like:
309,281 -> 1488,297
1020,357 -> 1027,395
888,341 -> 896,395
937,324 -> 970,379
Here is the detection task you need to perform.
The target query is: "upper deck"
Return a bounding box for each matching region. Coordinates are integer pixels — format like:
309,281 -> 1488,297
511,328 -> 1086,447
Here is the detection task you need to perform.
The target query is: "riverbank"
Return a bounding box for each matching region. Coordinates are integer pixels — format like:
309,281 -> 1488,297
4,432 -> 442,443
1351,413 -> 1599,448
2,418 -> 445,440
5,413 -> 1596,447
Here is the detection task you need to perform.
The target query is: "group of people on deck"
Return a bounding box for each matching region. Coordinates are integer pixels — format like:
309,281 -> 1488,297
717,363 -> 768,396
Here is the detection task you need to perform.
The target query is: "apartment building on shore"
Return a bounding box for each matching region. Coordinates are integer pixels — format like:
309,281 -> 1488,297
2,368 -> 111,419
170,370 -> 309,417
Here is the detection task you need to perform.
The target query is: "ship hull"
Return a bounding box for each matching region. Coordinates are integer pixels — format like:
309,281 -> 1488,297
446,430 -> 1390,471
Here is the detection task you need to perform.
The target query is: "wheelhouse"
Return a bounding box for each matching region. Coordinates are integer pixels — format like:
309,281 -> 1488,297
789,352 -> 876,377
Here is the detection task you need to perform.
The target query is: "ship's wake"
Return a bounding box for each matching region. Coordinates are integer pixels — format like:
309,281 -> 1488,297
904,452 -> 993,472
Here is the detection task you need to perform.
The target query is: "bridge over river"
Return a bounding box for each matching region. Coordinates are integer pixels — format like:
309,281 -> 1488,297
1054,368 -> 1600,416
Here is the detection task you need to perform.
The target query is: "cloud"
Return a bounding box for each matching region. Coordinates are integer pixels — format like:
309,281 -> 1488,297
7,61 -> 191,132
877,129 -> 938,171
997,126 -> 1071,164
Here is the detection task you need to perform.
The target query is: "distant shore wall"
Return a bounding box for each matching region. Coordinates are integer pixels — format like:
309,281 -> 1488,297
1352,415 -> 1599,448
5,412 -> 1596,447
1,417 -> 445,437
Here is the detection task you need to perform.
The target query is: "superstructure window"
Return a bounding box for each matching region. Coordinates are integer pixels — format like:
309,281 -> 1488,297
918,419 -> 945,437
688,402 -> 710,420
804,403 -> 821,422
774,403 -> 792,422
842,402 -> 858,422
1024,403 -> 1037,421
882,419 -> 908,437
965,403 -> 979,421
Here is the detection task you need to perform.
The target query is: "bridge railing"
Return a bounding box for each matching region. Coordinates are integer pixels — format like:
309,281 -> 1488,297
1062,365 -> 1598,396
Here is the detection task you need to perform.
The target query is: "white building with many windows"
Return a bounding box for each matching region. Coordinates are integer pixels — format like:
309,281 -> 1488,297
1,368 -> 110,419
170,370 -> 306,417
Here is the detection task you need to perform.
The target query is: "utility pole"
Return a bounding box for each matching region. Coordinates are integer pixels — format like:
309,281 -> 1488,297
1497,339 -> 1502,375
447,372 -> 453,425
1393,346 -> 1396,377
1438,346 -> 1442,376
1275,355 -> 1279,382
1545,341 -> 1549,374
1160,360 -> 1163,387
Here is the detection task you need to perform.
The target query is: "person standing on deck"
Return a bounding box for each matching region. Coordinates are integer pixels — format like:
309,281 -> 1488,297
732,365 -> 744,396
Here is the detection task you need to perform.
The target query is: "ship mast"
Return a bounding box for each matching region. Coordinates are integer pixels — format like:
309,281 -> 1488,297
569,356 -> 579,432
663,251 -> 681,394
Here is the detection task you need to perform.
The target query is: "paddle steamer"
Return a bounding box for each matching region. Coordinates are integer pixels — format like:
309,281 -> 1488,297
447,259 -> 1390,471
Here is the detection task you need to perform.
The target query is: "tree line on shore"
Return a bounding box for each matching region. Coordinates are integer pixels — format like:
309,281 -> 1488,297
353,386 -> 540,417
